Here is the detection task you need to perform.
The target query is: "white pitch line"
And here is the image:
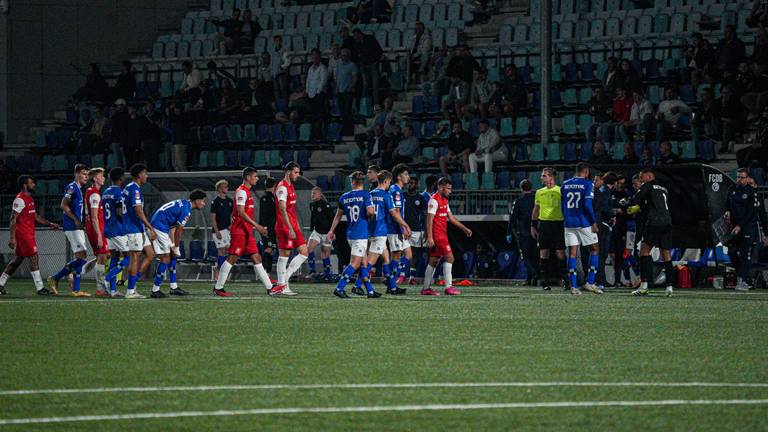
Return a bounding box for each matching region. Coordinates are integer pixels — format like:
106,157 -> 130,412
1,399 -> 767,425
2,381 -> 768,396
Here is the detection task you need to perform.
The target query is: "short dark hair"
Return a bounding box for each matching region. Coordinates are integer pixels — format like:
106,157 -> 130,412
310,48 -> 321,56
242,166 -> 258,179
576,162 -> 589,173
737,167 -> 751,177
377,170 -> 393,184
520,179 -> 532,191
639,169 -> 655,176
425,175 -> 439,189
182,61 -> 192,68
130,163 -> 147,178
603,171 -> 618,185
478,119 -> 489,126
352,28 -> 362,34
367,164 -> 381,173
109,167 -> 125,183
74,163 -> 89,174
349,171 -> 366,185
17,175 -> 33,190
189,189 -> 206,201
284,161 -> 300,172
392,163 -> 409,180
265,177 -> 277,189
438,176 -> 452,186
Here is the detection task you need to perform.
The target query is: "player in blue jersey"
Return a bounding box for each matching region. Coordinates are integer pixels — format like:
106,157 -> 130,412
327,171 -> 376,298
362,170 -> 412,296
48,163 -> 91,296
388,164 -> 414,285
122,164 -> 158,299
561,162 -> 603,295
101,167 -> 130,297
147,190 -> 207,298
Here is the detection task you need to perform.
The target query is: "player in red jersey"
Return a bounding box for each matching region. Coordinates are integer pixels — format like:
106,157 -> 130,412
422,177 -> 472,296
271,162 -> 309,296
0,175 -> 60,295
85,168 -> 110,297
213,167 -> 275,297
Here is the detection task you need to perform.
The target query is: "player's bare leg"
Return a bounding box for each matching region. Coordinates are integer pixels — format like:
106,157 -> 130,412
139,244 -> 155,281
0,255 -> 45,295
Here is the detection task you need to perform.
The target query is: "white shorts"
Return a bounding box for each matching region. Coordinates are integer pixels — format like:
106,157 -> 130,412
152,231 -> 174,255
368,236 -> 387,255
348,239 -> 368,258
408,231 -> 424,248
564,227 -> 598,247
65,230 -> 88,254
214,228 -> 231,249
126,232 -> 150,252
625,231 -> 636,251
107,235 -> 129,252
309,230 -> 332,248
387,234 -> 409,252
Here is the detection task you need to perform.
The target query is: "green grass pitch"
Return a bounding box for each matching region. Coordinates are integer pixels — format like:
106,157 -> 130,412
1,281 -> 767,431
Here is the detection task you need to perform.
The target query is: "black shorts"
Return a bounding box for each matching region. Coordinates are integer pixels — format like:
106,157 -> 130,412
538,220 -> 565,250
640,225 -> 672,249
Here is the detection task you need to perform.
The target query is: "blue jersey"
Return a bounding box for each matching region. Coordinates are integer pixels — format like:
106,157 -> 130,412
370,188 -> 395,237
150,200 -> 192,234
561,177 -> 596,228
338,189 -> 373,240
122,182 -> 145,234
102,185 -> 125,238
62,181 -> 84,231
387,184 -> 405,234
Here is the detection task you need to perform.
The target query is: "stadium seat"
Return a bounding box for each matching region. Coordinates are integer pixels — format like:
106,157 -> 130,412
206,241 -> 218,262
423,120 -> 437,139
450,172 -> 465,189
515,117 -> 529,136
199,151 -> 210,168
697,139 -> 715,161
188,240 -> 205,262
422,147 -> 435,160
326,123 -> 342,142
500,117 -> 514,137
267,150 -> 281,167
284,123 -> 298,142
530,143 -> 544,162
481,172 -> 495,189
563,115 -> 578,135
613,143 -> 625,160
466,173 -> 480,190
564,142 -> 578,161
497,251 -> 517,279
238,150 -> 252,167
270,124 -> 283,142
243,124 -> 257,143
563,88 -> 578,105
359,97 -> 373,117
257,124 -> 270,143
578,114 -> 593,134
580,142 -> 593,161
214,151 -> 226,167
514,143 -> 529,162
496,170 -> 511,189
411,95 -> 424,115
681,141 -> 697,160
228,124 -> 243,142
348,146 -> 361,167
299,123 -> 312,142
253,150 -> 267,167
546,143 -> 561,161
463,251 -> 477,277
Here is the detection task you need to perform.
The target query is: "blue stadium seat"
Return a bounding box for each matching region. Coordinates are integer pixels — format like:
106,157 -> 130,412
496,170 -> 511,189
284,123 -> 298,142
580,142 -> 593,161
564,142 -> 578,161
326,122 -> 342,142
450,172 -> 464,189
206,241 -> 218,262
270,124 -> 283,142
226,150 -> 238,168
411,95 -> 424,114
257,124 -> 270,143
188,240 -> 205,262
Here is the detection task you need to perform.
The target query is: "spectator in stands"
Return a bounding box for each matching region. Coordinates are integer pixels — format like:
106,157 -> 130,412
179,61 -> 204,101
123,105 -> 142,166
306,48 -> 329,140
586,86 -> 612,143
278,81 -> 311,124
686,33 -> 714,85
167,103 -> 190,172
90,107 -> 108,149
335,48 -> 358,136
407,21 -> 433,84
657,140 -> 680,164
352,28 -> 384,106
73,63 -> 110,103
238,9 -> 261,54
618,89 -> 655,143
605,87 -> 632,148
328,43 -> 341,80
206,61 -> 235,88
242,78 -> 274,121
358,0 -> 392,24
439,120 -> 474,175
340,27 -> 357,62
256,52 -> 275,91
717,25 -> 747,72
270,35 -> 291,100
748,0 -> 768,28
717,84 -> 746,153
462,68 -> 492,120
218,79 -> 241,120
693,87 -> 720,141
392,125 -> 420,164
370,97 -> 402,137
656,86 -> 692,142
113,60 -> 136,100
73,109 -> 94,154
495,64 -> 528,118
602,57 -> 623,97
468,119 -> 505,173
589,141 -> 612,164
428,45 -> 452,98
620,142 -> 638,164
752,28 -> 768,72
734,62 -> 757,96
109,99 -> 130,166
639,146 -> 654,166
192,79 -> 218,117
138,103 -> 163,170
619,59 -> 642,93
208,8 -> 242,55
360,124 -> 390,168
443,74 -> 470,120
446,45 -> 479,86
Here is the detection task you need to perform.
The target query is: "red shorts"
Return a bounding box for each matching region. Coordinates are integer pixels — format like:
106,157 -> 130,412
15,236 -> 38,258
227,226 -> 259,257
428,239 -> 452,258
276,226 -> 306,250
86,226 -> 109,255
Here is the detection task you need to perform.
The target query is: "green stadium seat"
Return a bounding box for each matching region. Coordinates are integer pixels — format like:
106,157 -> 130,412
199,151 -> 210,168
40,155 -> 53,172
107,153 -> 119,169
466,173 -> 480,190
529,172 -> 542,189
681,141 -> 696,159
53,155 -> 67,172
228,124 -> 243,142
530,143 -> 544,162
253,150 -> 267,167
422,147 -> 435,160
299,123 -> 312,142
563,88 -> 578,105
244,124 -> 257,143
515,117 -> 529,136
546,143 -> 561,161
613,142 -> 625,160
481,172 -> 495,189
267,150 -> 281,167
348,146 -> 361,167
36,180 -> 47,196
214,151 -> 225,167
500,117 -> 514,137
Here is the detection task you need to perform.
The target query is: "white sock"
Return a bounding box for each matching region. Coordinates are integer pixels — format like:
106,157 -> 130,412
95,263 -> 105,285
254,264 -> 272,289
443,262 -> 453,288
216,261 -> 233,290
277,256 -> 289,285
640,281 -> 648,290
152,285 -> 161,292
423,265 -> 436,290
0,272 -> 9,287
170,282 -> 178,289
285,254 -> 308,280
31,271 -> 43,291
127,288 -> 136,295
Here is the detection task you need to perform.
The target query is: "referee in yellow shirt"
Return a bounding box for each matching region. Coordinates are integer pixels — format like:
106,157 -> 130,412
531,167 -> 567,290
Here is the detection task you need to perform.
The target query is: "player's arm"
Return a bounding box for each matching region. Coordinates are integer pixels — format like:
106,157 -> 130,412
276,186 -> 295,238
507,199 -> 517,243
60,196 -> 81,229
34,214 -> 59,230
210,209 -> 221,239
7,211 -> 17,250
171,225 -> 184,256
624,183 -> 649,207
584,195 -> 598,232
89,194 -> 103,244
135,203 -> 156,240
388,209 -> 411,238
530,203 -> 540,238
448,211 -> 472,237
425,211 -> 435,248
326,208 -> 345,241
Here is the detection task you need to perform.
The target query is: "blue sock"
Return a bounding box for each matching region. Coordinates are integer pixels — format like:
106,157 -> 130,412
354,268 -> 365,289
383,263 -> 395,290
106,256 -> 130,291
107,257 -> 118,291
216,255 -> 226,269
588,254 -> 599,285
128,275 -> 139,291
73,267 -> 82,292
154,262 -> 168,288
323,258 -> 332,277
169,259 -> 178,285
568,257 -> 578,288
137,271 -> 142,279
336,265 -> 357,292
360,264 -> 374,294
54,258 -> 85,281
401,257 -> 411,278
308,252 -> 316,273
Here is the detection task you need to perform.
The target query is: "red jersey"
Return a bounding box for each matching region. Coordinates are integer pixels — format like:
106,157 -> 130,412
85,186 -> 105,232
231,184 -> 255,232
428,192 -> 451,241
12,192 -> 36,241
275,179 -> 299,231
